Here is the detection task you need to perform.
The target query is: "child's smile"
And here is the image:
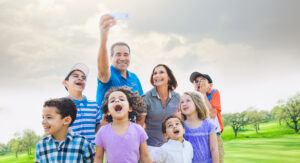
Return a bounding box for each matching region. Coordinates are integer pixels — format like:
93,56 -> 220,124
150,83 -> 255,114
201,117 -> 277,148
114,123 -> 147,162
180,94 -> 196,116
42,106 -> 68,137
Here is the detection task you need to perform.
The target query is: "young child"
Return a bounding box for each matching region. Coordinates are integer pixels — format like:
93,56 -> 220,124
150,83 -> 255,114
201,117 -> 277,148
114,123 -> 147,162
35,97 -> 94,162
150,115 -> 193,163
180,92 -> 219,163
94,87 -> 152,163
62,63 -> 102,145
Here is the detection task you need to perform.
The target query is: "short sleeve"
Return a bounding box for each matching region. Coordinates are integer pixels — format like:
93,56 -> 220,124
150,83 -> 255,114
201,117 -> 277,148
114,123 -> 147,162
141,95 -> 149,114
96,106 -> 103,122
137,125 -> 148,144
207,120 -> 217,135
136,77 -> 144,95
95,127 -> 105,148
150,147 -> 167,163
83,139 -> 95,163
35,142 -> 41,163
210,89 -> 221,112
186,140 -> 194,160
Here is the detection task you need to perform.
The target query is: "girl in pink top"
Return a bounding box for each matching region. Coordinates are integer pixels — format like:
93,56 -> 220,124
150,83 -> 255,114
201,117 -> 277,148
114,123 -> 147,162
94,87 -> 152,163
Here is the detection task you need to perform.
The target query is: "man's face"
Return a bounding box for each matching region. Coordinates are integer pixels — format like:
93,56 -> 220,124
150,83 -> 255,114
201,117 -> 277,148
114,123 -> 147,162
110,45 -> 130,72
193,76 -> 209,92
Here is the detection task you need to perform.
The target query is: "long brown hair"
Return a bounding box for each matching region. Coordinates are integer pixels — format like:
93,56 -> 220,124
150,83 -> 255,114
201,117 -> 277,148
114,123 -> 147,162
180,92 -> 208,120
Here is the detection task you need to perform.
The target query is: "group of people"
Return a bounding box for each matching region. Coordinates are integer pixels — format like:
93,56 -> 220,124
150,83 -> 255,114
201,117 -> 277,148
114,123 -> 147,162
35,14 -> 224,163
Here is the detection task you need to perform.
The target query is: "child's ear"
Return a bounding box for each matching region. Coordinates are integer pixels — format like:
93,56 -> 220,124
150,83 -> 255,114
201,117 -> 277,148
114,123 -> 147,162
63,116 -> 72,126
62,80 -> 68,87
163,133 -> 169,139
129,106 -> 133,112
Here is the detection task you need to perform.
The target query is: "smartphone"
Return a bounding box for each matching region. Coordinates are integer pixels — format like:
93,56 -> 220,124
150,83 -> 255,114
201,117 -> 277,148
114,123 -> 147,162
111,13 -> 130,20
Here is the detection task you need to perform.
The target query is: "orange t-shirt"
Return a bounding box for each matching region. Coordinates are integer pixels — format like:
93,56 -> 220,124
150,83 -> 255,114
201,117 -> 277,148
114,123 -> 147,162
207,88 -> 223,133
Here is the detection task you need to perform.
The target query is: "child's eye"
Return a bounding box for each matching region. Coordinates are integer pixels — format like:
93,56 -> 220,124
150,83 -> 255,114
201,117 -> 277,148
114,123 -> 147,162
168,124 -> 173,128
175,122 -> 180,126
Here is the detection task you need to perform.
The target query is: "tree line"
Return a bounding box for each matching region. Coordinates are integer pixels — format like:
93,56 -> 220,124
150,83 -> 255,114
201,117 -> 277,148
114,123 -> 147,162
0,129 -> 40,158
222,93 -> 300,137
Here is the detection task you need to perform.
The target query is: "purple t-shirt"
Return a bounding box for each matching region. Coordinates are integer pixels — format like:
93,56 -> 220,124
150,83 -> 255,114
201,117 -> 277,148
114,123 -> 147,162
183,119 -> 217,163
95,122 -> 148,163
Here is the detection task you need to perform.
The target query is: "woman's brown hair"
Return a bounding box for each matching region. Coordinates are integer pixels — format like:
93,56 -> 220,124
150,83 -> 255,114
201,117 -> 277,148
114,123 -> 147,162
150,64 -> 178,91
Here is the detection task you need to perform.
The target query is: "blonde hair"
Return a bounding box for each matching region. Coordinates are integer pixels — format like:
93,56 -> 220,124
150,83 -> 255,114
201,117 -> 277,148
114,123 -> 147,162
181,91 -> 208,120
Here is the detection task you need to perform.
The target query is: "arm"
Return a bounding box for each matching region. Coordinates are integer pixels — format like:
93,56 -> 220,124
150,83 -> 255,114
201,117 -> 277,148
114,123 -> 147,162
203,96 -> 217,118
199,82 -> 219,118
35,144 -> 40,163
93,146 -> 104,163
209,130 -> 219,163
97,14 -> 116,83
137,114 -> 146,128
139,141 -> 152,163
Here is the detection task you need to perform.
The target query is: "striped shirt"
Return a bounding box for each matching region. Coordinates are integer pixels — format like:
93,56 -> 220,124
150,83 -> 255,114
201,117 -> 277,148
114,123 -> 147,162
69,96 -> 102,145
35,132 -> 94,163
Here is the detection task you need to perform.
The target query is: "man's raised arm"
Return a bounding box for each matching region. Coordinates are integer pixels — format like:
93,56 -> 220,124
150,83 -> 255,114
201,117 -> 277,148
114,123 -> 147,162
97,14 -> 116,83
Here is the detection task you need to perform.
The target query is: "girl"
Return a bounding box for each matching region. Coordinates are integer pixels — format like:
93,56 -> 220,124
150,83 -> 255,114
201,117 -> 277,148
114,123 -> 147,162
94,87 -> 152,163
180,92 -> 219,163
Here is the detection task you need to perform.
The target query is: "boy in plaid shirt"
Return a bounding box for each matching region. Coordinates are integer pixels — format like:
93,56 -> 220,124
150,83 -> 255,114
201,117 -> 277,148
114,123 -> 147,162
35,98 -> 94,163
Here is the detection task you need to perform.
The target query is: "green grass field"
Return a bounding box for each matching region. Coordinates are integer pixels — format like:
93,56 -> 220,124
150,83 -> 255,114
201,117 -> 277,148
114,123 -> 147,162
0,120 -> 299,163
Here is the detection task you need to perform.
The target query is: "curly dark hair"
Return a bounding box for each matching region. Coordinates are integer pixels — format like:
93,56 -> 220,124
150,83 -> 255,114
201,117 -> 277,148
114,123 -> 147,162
101,87 -> 146,123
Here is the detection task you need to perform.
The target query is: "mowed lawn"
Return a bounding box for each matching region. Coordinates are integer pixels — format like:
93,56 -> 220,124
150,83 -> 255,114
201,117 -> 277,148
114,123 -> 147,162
224,135 -> 300,163
1,121 -> 299,162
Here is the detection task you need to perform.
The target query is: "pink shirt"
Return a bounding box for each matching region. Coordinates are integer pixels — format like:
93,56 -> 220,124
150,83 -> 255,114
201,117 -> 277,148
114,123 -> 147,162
95,122 -> 148,163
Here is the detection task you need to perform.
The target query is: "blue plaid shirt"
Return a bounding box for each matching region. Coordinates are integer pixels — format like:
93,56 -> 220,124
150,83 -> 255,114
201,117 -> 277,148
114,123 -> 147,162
35,132 -> 94,163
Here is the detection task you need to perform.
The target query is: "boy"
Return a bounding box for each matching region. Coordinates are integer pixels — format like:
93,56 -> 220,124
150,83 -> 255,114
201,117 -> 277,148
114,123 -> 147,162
150,115 -> 193,163
35,98 -> 94,162
62,63 -> 102,145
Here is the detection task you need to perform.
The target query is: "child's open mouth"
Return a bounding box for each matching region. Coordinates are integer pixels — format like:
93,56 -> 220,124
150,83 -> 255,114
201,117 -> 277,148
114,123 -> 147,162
173,130 -> 180,134
75,82 -> 83,86
114,104 -> 123,113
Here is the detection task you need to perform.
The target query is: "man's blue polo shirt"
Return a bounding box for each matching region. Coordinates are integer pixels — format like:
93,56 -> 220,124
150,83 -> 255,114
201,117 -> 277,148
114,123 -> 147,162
96,65 -> 143,106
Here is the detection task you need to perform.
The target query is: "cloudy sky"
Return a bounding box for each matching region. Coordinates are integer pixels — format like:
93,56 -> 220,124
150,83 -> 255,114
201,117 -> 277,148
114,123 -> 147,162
1,0 -> 300,143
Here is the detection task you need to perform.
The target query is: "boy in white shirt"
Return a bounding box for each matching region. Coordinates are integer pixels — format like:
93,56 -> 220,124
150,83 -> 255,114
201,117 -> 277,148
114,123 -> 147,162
150,115 -> 193,163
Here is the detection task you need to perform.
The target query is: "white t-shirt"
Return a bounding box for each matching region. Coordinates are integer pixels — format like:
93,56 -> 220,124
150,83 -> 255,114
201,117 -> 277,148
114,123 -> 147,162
150,139 -> 193,163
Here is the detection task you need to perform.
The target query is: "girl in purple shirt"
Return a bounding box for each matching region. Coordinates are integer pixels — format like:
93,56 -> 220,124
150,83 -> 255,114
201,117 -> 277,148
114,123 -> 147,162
180,92 -> 219,163
94,87 -> 152,163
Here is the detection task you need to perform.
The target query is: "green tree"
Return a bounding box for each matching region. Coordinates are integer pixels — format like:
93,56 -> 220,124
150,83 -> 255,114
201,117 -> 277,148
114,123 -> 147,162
282,94 -> 300,133
272,99 -> 285,126
228,113 -> 244,137
8,133 -> 25,158
0,143 -> 10,155
22,129 -> 39,156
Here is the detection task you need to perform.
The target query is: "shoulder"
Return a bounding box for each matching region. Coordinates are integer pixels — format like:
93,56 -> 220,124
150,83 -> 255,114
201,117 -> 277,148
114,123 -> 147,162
171,91 -> 180,99
36,136 -> 49,147
184,139 -> 193,148
72,133 -> 91,145
130,123 -> 147,136
131,122 -> 144,131
205,119 -> 217,129
142,88 -> 155,98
